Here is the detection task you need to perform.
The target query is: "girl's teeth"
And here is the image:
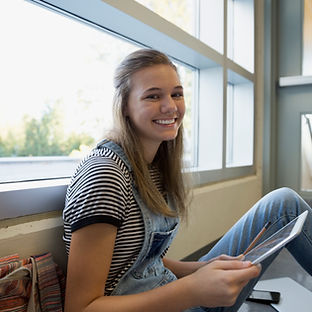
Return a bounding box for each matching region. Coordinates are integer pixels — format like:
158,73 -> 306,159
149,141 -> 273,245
155,119 -> 175,124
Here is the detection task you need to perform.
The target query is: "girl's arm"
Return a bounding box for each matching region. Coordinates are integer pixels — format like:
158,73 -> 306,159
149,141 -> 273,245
162,258 -> 208,278
65,223 -> 261,312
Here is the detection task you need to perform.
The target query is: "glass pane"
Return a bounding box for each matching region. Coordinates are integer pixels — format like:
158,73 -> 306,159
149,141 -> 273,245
301,114 -> 312,191
303,0 -> 312,75
198,67 -> 223,170
0,0 -> 195,183
135,0 -> 197,36
175,64 -> 196,168
227,0 -> 254,73
199,0 -> 224,53
226,76 -> 254,167
0,0 -> 138,182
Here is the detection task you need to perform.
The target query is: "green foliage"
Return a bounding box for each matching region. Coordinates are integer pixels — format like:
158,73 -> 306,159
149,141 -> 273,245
0,103 -> 94,157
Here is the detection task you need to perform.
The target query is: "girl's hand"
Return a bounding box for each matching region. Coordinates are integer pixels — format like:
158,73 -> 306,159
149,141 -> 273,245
163,254 -> 244,278
186,259 -> 261,308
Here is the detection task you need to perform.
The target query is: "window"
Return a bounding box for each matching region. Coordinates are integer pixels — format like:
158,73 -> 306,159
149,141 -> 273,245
135,0 -> 198,36
226,72 -> 254,167
227,0 -> 254,73
303,0 -> 312,75
177,66 -> 196,168
199,0 -> 224,53
301,114 -> 312,191
1,0 -> 257,217
0,0 -> 195,182
197,67 -> 223,170
0,0 -> 138,183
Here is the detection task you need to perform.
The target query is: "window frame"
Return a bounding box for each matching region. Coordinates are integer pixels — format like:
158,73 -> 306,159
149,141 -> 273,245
1,0 -> 257,218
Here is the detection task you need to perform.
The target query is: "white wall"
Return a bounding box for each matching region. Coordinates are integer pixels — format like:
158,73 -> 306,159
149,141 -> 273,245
0,213 -> 67,271
167,176 -> 262,259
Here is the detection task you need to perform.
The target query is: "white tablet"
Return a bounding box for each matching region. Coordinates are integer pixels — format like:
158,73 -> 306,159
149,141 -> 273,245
244,211 -> 308,264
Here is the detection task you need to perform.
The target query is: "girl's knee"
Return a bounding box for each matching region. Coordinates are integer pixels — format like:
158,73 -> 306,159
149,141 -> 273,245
267,187 -> 299,201
274,187 -> 298,199
261,187 -> 301,211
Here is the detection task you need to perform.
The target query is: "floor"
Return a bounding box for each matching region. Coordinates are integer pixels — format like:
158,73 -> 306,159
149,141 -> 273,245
238,246 -> 312,311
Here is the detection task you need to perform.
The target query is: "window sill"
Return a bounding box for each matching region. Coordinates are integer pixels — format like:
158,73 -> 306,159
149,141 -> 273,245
279,75 -> 312,87
0,178 -> 70,192
0,179 -> 69,220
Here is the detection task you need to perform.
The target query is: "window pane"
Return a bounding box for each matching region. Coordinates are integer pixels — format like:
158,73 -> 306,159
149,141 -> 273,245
0,0 -> 195,183
135,0 -> 197,36
303,0 -> 312,75
226,72 -> 254,167
175,65 -> 196,168
199,0 -> 224,53
0,0 -> 138,182
301,114 -> 312,191
227,0 -> 254,73
198,67 -> 223,170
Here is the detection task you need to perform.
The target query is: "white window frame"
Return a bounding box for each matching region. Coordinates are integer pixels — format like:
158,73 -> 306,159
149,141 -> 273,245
0,0 -> 257,219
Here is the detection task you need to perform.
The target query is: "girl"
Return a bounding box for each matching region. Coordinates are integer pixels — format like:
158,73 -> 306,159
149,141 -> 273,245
63,49 -> 312,311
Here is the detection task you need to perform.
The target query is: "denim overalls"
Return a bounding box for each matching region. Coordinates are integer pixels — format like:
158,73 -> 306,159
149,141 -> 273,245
97,140 -> 181,295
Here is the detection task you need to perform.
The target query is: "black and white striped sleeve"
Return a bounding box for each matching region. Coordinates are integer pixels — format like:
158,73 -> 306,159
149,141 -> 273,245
64,156 -> 130,233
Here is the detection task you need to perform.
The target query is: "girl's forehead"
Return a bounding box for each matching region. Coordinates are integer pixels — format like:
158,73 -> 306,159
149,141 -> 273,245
130,64 -> 180,89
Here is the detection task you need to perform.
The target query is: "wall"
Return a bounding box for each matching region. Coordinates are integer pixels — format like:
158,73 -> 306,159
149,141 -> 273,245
167,176 -> 262,259
0,212 -> 67,271
275,0 -> 312,199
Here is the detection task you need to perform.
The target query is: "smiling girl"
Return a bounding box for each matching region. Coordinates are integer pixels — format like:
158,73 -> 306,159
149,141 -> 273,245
63,49 -> 312,312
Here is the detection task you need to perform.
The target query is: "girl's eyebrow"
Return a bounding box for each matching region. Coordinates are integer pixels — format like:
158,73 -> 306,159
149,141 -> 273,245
144,87 -> 161,92
144,85 -> 183,93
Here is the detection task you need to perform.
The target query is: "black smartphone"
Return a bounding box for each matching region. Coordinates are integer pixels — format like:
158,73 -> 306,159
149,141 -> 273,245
246,289 -> 280,304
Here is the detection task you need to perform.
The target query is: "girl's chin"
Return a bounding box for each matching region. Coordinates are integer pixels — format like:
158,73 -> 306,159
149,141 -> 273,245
160,133 -> 179,142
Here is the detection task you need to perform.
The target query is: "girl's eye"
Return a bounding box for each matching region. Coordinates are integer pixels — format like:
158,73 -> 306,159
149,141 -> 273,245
146,94 -> 159,100
172,92 -> 184,98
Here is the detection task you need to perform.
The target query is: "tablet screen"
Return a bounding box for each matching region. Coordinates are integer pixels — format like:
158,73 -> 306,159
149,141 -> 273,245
244,211 -> 307,264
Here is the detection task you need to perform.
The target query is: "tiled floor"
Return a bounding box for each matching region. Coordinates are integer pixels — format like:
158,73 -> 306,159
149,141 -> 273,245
238,248 -> 312,311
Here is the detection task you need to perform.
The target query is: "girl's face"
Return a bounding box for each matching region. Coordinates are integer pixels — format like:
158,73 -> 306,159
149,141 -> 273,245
126,64 -> 185,161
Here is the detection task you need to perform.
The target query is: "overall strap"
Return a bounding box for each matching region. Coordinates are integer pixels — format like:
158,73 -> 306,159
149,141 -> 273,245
96,139 -> 132,172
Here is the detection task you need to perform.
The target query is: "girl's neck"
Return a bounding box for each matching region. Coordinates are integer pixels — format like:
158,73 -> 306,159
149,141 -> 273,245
142,142 -> 160,164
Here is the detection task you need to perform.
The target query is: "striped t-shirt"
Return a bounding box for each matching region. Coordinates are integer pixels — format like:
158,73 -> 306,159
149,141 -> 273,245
63,145 -> 164,295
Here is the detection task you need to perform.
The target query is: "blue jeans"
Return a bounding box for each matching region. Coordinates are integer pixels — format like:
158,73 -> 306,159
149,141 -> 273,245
193,187 -> 312,312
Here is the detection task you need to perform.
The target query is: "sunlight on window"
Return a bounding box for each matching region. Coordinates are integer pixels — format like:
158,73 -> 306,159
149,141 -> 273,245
0,0 -> 136,182
174,65 -> 196,168
226,72 -> 254,167
227,0 -> 254,73
0,1 -> 138,159
199,0 -> 224,53
0,0 -> 195,182
135,0 -> 197,36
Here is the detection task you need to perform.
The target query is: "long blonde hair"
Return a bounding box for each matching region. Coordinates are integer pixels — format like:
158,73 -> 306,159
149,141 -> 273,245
108,49 -> 188,218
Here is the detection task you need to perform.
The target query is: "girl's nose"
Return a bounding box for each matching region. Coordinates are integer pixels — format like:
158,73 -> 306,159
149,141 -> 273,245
160,96 -> 178,114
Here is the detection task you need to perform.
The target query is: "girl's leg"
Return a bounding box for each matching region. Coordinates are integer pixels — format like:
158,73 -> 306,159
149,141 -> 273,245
199,187 -> 312,312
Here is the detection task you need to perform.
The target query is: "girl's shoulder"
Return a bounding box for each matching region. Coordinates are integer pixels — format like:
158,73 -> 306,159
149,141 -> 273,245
78,144 -> 130,176
68,144 -> 132,192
